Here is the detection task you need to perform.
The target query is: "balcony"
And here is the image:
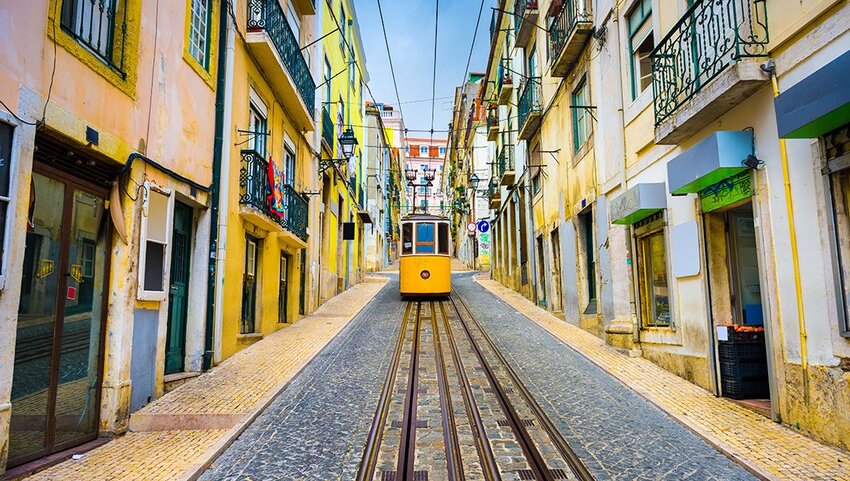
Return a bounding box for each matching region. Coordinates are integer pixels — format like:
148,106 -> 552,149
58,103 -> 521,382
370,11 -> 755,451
497,145 -> 515,186
514,0 -> 539,46
487,108 -> 499,141
518,78 -> 542,140
497,59 -> 514,105
291,0 -> 315,15
548,0 -> 593,77
488,179 -> 501,210
321,106 -> 334,151
651,0 -> 769,145
240,150 -> 309,243
247,0 -> 316,132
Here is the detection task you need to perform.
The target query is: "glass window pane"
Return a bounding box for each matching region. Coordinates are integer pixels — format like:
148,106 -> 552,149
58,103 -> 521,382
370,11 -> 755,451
643,231 -> 670,326
402,223 -> 413,254
438,223 -> 449,254
11,173 -> 66,463
416,222 -> 435,254
0,122 -> 12,198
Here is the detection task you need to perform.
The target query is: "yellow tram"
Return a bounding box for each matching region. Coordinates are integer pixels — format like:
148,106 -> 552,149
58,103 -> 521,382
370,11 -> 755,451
399,214 -> 452,297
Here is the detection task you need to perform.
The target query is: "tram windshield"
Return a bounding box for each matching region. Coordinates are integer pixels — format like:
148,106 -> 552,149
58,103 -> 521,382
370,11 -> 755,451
415,222 -> 435,254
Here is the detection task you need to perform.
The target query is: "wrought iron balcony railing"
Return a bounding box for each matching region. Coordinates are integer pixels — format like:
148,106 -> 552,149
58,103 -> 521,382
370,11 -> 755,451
240,150 -> 309,240
247,0 -> 316,112
60,0 -> 128,78
518,77 -> 542,132
497,145 -> 515,177
514,0 -> 539,37
548,0 -> 592,66
321,106 -> 334,149
651,0 -> 769,126
497,59 -> 513,92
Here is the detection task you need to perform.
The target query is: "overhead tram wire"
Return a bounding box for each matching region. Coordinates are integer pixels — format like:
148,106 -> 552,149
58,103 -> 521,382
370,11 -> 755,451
429,0 -> 440,144
375,0 -> 406,126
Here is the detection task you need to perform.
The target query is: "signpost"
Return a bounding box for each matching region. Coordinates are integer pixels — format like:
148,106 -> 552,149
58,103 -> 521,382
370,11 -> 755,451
477,220 -> 490,233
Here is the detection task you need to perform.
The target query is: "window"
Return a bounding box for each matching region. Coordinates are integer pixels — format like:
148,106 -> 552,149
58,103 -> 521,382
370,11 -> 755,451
438,223 -> 449,254
188,0 -> 212,69
60,0 -> 127,73
285,1 -> 301,43
531,170 -> 541,196
420,146 -> 429,156
138,186 -> 174,301
405,145 -> 410,154
571,77 -> 591,151
439,147 -> 446,155
627,0 -> 654,99
350,53 -> 356,86
416,222 -> 435,254
241,236 -> 259,333
284,144 -> 296,186
323,56 -> 332,105
249,94 -> 268,156
636,214 -> 671,327
0,122 -> 14,289
402,223 -> 413,254
339,4 -> 347,55
826,125 -> 850,336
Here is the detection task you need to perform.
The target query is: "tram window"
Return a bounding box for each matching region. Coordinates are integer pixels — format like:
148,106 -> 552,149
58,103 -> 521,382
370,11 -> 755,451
416,222 -> 435,254
402,223 -> 413,254
438,223 -> 449,254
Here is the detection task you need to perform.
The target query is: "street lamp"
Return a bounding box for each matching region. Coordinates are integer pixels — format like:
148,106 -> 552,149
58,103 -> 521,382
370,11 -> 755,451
469,173 -> 480,191
404,168 -> 418,183
339,127 -> 359,159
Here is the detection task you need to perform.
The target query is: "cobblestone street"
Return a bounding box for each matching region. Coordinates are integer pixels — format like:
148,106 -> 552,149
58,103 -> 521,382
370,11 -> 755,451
195,273 -> 811,480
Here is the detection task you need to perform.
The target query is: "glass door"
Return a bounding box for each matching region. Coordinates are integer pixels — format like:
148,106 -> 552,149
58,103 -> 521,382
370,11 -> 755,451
10,170 -> 109,466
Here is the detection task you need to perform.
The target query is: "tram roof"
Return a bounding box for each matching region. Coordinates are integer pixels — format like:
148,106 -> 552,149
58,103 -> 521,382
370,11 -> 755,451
400,213 -> 449,222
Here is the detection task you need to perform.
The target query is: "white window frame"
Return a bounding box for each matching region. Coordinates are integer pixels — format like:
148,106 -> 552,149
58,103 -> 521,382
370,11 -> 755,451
188,0 -> 211,69
0,114 -> 20,291
137,182 -> 175,301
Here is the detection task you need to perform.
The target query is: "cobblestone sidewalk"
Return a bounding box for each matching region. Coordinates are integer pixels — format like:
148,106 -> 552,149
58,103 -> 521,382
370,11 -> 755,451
475,275 -> 850,481
19,277 -> 389,481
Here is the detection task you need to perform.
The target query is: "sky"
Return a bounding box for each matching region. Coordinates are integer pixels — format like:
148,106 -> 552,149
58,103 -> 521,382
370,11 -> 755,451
354,0 -> 491,140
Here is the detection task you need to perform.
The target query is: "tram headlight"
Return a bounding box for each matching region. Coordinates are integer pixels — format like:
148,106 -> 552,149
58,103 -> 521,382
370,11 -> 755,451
420,270 -> 431,279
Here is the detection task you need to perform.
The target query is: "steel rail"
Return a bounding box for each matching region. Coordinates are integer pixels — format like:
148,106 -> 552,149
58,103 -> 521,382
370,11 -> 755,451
431,301 -> 464,481
448,294 -> 554,481
397,302 -> 424,479
356,301 -> 414,481
439,301 -> 502,481
453,293 -> 596,481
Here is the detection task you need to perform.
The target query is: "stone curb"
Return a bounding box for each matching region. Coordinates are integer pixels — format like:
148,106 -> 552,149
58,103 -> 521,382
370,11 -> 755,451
175,277 -> 390,481
473,275 -> 780,481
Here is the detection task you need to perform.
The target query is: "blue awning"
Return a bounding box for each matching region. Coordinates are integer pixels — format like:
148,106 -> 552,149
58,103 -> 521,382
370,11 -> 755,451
775,50 -> 850,139
667,131 -> 752,195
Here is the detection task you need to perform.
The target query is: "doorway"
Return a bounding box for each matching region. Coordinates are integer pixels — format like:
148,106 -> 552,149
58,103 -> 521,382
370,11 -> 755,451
165,202 -> 192,375
10,168 -> 110,467
708,202 -> 771,410
551,228 -> 563,312
536,234 -> 547,308
279,252 -> 289,324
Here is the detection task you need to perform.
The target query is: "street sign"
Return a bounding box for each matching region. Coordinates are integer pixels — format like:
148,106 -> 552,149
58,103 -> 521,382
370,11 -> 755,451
477,220 -> 490,233
466,222 -> 477,233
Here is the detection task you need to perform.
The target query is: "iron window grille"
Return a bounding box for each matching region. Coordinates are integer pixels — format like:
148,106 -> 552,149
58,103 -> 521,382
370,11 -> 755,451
60,0 -> 129,78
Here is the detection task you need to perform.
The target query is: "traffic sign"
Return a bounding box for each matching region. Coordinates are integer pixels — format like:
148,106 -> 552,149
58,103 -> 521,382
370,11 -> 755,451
477,220 -> 490,233
466,222 -> 477,233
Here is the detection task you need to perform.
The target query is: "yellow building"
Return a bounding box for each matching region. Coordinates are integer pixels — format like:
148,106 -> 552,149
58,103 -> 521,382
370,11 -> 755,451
213,0 -> 318,362
484,0 -> 850,450
0,0 -> 219,471
317,0 -> 370,303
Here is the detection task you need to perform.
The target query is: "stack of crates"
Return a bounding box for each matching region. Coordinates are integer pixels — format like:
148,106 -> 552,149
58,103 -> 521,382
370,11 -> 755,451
718,328 -> 769,399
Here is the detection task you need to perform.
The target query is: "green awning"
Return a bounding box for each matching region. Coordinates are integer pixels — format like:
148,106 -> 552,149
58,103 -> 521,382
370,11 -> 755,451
775,51 -> 850,139
666,131 -> 751,195
609,183 -> 667,225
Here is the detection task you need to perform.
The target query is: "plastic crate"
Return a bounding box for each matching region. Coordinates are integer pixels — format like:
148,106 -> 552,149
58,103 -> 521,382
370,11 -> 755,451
718,341 -> 767,362
722,379 -> 770,400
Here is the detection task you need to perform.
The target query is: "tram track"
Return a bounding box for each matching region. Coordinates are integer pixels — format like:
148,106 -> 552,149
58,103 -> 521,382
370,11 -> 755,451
357,296 -> 595,481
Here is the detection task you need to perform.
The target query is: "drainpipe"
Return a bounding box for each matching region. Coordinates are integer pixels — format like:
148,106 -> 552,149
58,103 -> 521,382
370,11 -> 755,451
767,61 -> 809,402
204,0 -> 235,369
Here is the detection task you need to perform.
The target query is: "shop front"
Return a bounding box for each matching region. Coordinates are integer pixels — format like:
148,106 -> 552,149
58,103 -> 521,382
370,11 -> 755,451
667,131 -> 773,412
8,133 -> 117,467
